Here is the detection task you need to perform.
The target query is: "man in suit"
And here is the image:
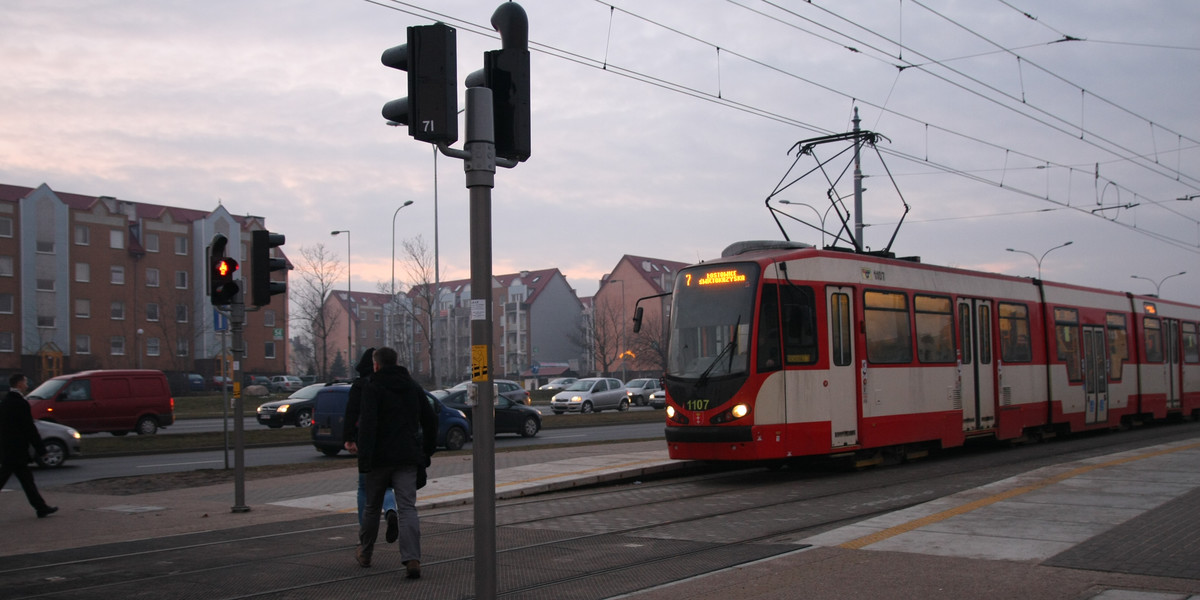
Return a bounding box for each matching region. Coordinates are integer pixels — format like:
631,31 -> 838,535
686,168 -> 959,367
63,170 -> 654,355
0,373 -> 57,518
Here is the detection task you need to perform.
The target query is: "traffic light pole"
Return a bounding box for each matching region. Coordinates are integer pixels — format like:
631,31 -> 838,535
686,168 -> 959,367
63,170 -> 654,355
230,289 -> 249,513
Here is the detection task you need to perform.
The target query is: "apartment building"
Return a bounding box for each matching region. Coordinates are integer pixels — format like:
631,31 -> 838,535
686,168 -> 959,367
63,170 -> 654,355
0,183 -> 288,386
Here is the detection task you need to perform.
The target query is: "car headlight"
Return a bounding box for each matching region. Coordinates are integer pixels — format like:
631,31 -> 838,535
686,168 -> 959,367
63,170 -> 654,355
571,396 -> 582,402
277,404 -> 290,413
69,429 -> 81,440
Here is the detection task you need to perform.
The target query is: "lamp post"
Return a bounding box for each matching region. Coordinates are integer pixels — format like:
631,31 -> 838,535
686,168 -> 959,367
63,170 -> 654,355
1130,271 -> 1186,297
390,200 -> 415,351
136,328 -> 144,369
1006,241 -> 1073,279
779,200 -> 836,247
331,229 -> 351,372
607,278 -> 626,380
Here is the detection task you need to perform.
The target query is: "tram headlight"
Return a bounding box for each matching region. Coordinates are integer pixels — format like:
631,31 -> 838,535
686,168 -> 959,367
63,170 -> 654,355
666,406 -> 675,419
710,403 -> 750,425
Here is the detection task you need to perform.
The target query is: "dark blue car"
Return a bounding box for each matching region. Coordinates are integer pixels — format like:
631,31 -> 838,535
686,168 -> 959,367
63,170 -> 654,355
310,385 -> 471,456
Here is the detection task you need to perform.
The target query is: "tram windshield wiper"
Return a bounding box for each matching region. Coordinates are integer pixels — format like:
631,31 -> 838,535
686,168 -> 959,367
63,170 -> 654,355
697,315 -> 741,387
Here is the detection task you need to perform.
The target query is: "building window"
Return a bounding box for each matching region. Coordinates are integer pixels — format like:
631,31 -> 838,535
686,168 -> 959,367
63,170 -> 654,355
176,304 -> 188,323
146,303 -> 160,322
0,256 -> 13,277
0,332 -> 13,352
74,224 -> 89,245
263,309 -> 275,327
36,278 -> 54,291
175,236 -> 188,255
264,341 -> 276,359
111,301 -> 125,320
177,338 -> 189,357
36,240 -> 54,253
111,265 -> 125,285
110,229 -> 124,249
175,271 -> 188,289
37,315 -> 55,328
145,232 -> 159,253
0,217 -> 11,237
146,268 -> 160,288
0,293 -> 12,314
147,337 -> 161,357
75,298 -> 90,318
76,335 -> 91,354
111,336 -> 125,355
76,263 -> 90,283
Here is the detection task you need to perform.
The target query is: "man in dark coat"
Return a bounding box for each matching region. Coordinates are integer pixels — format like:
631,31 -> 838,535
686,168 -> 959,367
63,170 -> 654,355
354,347 -> 437,579
343,348 -> 398,540
0,373 -> 57,518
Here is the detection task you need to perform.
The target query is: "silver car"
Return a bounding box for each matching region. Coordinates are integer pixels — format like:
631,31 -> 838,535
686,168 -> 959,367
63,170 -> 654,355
624,378 -> 662,406
34,420 -> 82,468
550,377 -> 629,414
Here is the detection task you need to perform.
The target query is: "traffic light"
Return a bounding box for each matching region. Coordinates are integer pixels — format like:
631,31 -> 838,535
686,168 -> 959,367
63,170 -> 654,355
250,230 -> 287,307
209,234 -> 239,306
467,3 -> 531,162
381,22 -> 458,145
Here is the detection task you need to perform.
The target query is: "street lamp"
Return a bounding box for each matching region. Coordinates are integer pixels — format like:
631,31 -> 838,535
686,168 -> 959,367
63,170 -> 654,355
779,200 -> 836,247
1130,271 -> 1186,297
607,278 -> 626,380
331,229 -> 351,371
1006,241 -> 1073,279
390,200 -> 415,350
136,328 -> 144,369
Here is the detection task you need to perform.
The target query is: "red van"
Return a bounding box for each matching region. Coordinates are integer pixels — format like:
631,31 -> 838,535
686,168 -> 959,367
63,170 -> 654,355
26,370 -> 175,435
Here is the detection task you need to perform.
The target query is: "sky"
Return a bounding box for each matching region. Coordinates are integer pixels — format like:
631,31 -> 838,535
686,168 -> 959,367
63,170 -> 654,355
3,0 -> 1198,303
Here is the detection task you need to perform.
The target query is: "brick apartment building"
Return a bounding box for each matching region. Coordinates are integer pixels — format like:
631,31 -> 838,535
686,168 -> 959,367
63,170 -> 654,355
0,183 -> 288,389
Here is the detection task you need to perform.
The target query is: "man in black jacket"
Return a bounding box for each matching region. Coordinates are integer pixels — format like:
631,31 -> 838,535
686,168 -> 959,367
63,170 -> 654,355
353,347 -> 437,579
1,373 -> 57,518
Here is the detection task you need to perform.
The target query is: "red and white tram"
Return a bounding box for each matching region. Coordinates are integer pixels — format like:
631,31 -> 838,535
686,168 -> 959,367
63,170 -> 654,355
661,240 -> 1200,462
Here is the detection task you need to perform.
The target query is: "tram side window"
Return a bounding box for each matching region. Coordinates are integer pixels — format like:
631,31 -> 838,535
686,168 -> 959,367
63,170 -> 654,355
1107,313 -> 1129,379
1183,323 -> 1199,364
781,285 -> 818,365
998,302 -> 1033,363
757,284 -> 783,372
1054,307 -> 1082,382
915,295 -> 955,363
831,292 -> 852,367
864,290 -> 912,364
1143,317 -> 1163,363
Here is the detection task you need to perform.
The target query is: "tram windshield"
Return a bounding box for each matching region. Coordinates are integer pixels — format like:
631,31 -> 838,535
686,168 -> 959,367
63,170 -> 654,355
668,262 -> 759,380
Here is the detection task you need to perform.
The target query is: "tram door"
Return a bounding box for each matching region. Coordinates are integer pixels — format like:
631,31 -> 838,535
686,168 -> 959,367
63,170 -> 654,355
826,287 -> 857,448
1082,325 -> 1109,423
958,299 -> 996,432
1165,319 -> 1182,410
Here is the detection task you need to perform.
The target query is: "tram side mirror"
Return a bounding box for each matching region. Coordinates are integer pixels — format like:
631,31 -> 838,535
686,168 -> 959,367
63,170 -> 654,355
632,306 -> 644,333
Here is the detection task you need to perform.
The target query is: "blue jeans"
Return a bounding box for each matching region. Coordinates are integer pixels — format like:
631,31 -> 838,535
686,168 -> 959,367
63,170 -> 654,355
356,472 -> 397,526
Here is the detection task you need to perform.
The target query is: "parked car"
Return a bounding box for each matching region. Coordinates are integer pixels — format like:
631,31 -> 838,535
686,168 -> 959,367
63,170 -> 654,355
269,375 -> 304,394
439,389 -> 541,438
209,375 -> 233,391
648,388 -> 667,410
538,377 -> 577,391
185,373 -> 206,392
449,379 -> 530,405
32,420 -> 82,468
26,369 -> 175,435
311,386 -> 472,455
256,383 -> 330,428
624,378 -> 662,406
245,375 -> 272,389
550,377 -> 629,414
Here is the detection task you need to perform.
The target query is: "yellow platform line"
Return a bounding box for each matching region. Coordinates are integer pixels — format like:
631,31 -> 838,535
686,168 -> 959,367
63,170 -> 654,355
839,440 -> 1200,550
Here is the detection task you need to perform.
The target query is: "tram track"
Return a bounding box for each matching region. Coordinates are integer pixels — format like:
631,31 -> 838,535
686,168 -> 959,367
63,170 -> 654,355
6,420 -> 1197,599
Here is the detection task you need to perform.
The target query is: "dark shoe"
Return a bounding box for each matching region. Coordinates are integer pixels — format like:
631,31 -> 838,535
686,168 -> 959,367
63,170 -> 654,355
404,559 -> 421,579
385,510 -> 399,543
355,546 -> 371,568
36,506 -> 58,518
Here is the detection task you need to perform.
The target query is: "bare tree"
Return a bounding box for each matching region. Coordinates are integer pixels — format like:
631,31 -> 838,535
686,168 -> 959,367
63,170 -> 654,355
398,235 -> 440,387
629,312 -> 669,373
291,243 -> 344,381
589,299 -> 625,376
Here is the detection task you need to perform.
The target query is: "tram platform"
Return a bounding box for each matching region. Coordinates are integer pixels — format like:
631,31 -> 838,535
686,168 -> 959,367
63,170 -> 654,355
2,438 -> 1199,599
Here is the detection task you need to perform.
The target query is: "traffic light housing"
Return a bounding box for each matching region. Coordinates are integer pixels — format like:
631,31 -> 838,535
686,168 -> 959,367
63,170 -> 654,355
209,234 -> 239,306
381,23 -> 458,145
250,230 -> 287,307
468,3 -> 531,162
